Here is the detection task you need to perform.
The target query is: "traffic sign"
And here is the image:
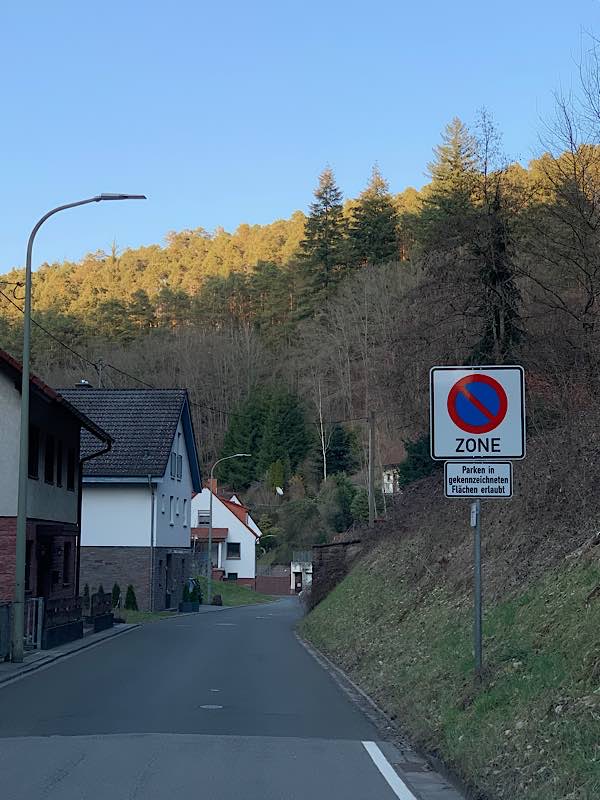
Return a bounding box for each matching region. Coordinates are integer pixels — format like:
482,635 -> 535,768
430,366 -> 525,460
445,461 -> 513,498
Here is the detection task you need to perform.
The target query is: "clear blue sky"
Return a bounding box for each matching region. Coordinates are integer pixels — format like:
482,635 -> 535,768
1,0 -> 598,270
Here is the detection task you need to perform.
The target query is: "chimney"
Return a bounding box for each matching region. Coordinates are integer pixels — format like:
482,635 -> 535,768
75,379 -> 93,388
205,478 -> 217,494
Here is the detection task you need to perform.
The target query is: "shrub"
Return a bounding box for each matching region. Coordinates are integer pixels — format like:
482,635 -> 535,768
124,584 -> 138,611
112,583 -> 121,608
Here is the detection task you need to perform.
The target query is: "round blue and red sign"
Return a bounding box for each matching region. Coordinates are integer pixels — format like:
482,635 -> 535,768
447,374 -> 508,435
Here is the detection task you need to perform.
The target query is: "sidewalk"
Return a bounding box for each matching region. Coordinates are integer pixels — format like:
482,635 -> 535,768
0,623 -> 139,686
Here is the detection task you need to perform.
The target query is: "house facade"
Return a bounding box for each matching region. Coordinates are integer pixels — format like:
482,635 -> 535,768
190,487 -> 260,586
0,350 -> 111,634
60,388 -> 202,611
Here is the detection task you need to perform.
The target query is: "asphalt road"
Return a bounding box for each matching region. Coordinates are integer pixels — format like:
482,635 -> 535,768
0,598 -> 463,800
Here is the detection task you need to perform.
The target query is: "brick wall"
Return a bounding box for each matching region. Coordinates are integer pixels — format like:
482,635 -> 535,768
0,517 -> 16,601
255,575 -> 291,595
81,546 -> 192,612
81,546 -> 152,611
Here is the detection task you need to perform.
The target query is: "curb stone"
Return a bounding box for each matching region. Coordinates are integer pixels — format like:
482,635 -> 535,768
296,631 -> 475,800
0,623 -> 140,687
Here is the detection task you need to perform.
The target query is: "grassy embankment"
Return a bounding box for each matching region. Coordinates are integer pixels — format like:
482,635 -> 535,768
194,576 -> 273,606
115,581 -> 273,623
301,543 -> 600,800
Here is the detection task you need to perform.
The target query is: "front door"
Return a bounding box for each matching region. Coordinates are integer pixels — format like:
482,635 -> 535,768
36,536 -> 53,598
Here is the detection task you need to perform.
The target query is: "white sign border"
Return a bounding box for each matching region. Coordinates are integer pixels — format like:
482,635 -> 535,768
430,365 -> 526,461
444,460 -> 513,499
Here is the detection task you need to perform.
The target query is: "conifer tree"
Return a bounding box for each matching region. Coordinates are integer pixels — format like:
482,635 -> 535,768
349,166 -> 398,266
417,117 -> 479,251
299,168 -> 347,310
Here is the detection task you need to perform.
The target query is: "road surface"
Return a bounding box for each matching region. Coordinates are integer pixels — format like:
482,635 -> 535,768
0,598 -> 463,799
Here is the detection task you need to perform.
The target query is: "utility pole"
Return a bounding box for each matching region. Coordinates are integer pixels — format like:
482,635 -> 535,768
368,410 -> 375,528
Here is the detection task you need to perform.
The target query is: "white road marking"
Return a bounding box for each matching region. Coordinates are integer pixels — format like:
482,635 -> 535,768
362,742 -> 418,800
199,704 -> 223,710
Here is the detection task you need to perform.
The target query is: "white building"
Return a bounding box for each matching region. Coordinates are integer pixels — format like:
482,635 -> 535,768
291,550 -> 313,593
190,488 -> 260,586
60,388 -> 202,611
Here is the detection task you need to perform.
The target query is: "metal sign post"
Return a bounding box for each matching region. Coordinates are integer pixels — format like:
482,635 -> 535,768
431,365 -> 526,679
471,500 -> 482,677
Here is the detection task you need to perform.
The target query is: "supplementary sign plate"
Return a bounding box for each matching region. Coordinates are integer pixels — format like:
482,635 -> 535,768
430,366 -> 525,460
446,461 -> 513,498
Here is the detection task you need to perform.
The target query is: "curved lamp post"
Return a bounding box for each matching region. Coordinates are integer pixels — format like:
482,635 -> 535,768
206,453 -> 250,605
12,193 -> 146,662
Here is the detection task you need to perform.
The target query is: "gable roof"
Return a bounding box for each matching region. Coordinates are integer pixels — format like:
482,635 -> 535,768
59,388 -> 201,489
0,349 -> 111,445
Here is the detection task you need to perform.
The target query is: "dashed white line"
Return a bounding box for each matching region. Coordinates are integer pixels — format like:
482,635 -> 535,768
362,741 -> 418,800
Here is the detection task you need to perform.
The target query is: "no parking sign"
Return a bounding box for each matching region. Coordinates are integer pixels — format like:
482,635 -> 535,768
430,366 -> 525,460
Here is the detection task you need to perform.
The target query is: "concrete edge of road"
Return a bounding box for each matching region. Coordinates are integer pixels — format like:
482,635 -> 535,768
295,630 -> 472,800
0,623 -> 140,688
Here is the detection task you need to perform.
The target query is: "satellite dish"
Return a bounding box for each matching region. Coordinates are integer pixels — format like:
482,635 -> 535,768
275,486 -> 284,496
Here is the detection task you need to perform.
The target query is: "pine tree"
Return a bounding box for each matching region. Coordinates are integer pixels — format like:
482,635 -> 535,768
299,168 -> 347,310
124,584 -> 138,611
326,424 -> 358,475
349,166 -> 399,266
418,117 -> 479,251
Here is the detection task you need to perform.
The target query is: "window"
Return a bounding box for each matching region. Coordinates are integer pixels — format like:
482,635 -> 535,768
63,541 -> 72,585
44,434 -> 55,484
161,494 -> 165,513
66,449 -> 76,491
170,452 -> 176,478
56,442 -> 63,487
226,573 -> 238,581
227,542 -> 241,560
176,497 -> 180,516
169,496 -> 174,525
176,433 -> 182,480
183,498 -> 188,527
28,425 -> 39,479
197,511 -> 210,526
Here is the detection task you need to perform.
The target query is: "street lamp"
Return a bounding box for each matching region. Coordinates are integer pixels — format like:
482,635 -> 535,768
12,193 -> 146,662
206,453 -> 251,605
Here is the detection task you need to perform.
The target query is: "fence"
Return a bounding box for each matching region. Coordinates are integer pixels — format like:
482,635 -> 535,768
25,597 -> 44,650
0,602 -> 11,659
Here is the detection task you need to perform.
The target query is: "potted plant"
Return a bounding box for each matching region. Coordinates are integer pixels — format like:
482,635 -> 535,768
179,580 -> 201,612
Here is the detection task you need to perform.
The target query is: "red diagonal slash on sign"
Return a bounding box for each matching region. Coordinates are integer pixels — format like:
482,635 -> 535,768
447,373 -> 508,435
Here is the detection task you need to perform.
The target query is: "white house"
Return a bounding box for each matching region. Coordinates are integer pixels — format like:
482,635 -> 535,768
190,487 -> 260,587
59,388 -> 202,611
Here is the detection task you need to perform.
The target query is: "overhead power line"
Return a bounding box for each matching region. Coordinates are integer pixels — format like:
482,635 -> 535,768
0,291 -> 374,429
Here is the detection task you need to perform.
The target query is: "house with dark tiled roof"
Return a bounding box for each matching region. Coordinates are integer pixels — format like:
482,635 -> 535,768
190,485 -> 261,587
0,350 -> 111,648
60,387 -> 202,612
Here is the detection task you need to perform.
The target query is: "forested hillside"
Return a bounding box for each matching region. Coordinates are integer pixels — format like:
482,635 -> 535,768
2,57 -> 600,559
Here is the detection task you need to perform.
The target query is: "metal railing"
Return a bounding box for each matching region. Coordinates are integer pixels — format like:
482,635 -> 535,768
24,597 -> 44,649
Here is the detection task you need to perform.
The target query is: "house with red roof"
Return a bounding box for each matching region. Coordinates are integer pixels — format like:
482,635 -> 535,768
190,486 -> 261,587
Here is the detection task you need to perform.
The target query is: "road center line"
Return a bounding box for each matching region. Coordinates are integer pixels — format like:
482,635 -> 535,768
362,741 -> 418,800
